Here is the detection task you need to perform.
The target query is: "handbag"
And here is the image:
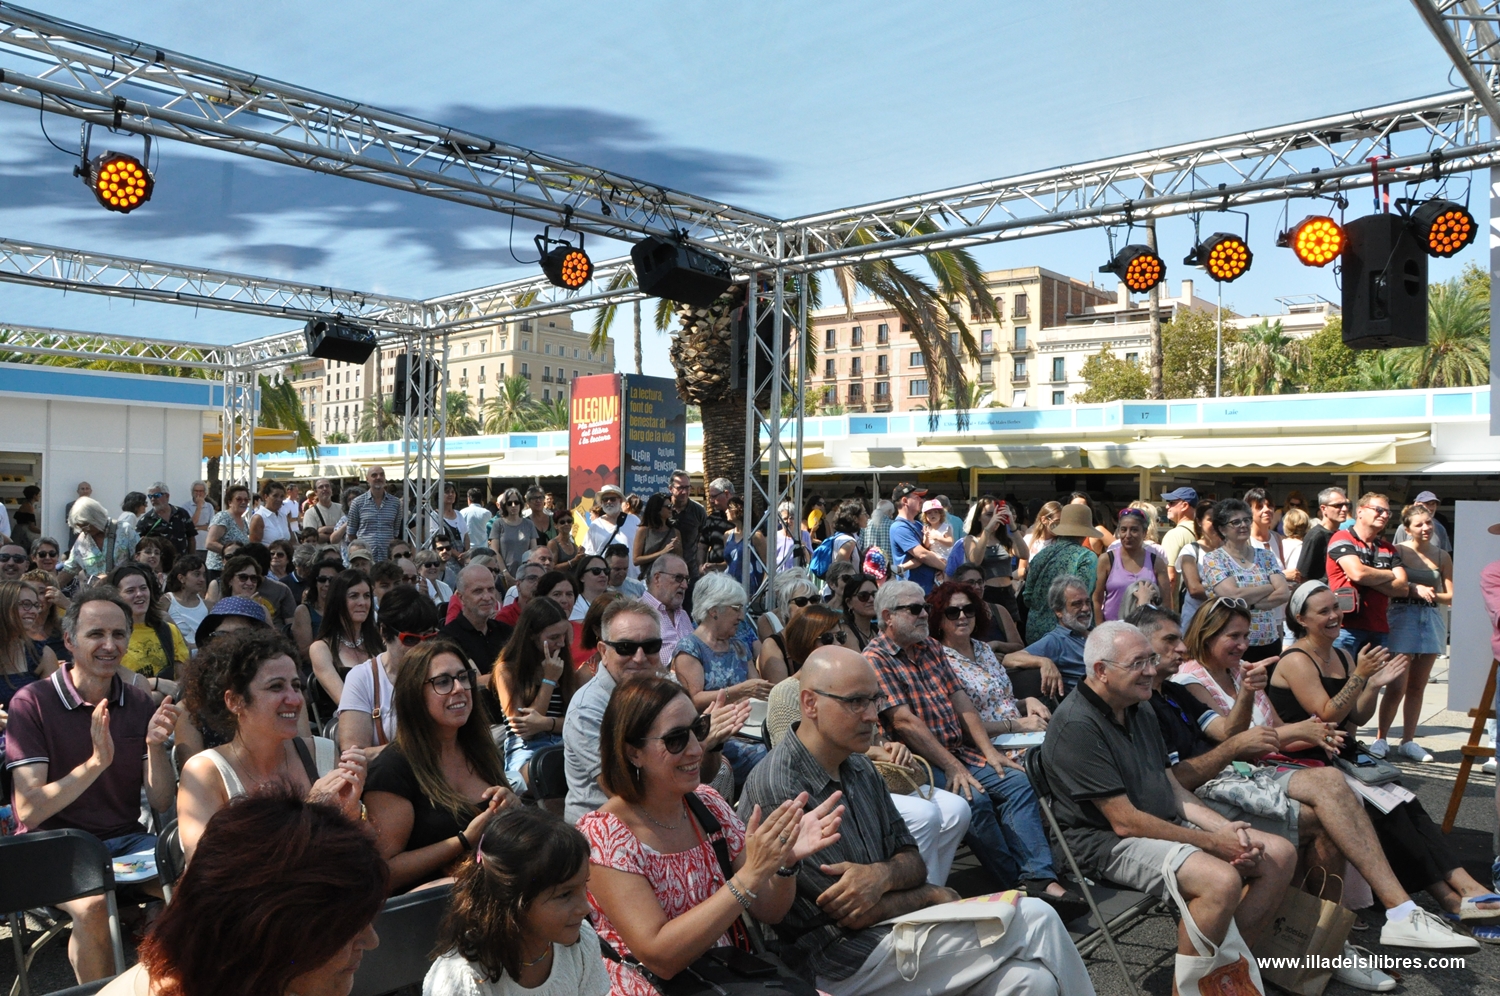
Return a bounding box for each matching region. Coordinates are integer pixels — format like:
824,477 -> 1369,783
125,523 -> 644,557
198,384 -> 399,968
879,890 -> 1021,981
597,792 -> 816,996
1333,745 -> 1401,786
1161,842 -> 1266,995
1251,869 -> 1356,996
1197,765 -> 1290,821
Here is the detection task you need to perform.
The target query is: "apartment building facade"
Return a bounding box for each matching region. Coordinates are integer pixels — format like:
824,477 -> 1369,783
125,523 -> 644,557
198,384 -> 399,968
290,312 -> 614,441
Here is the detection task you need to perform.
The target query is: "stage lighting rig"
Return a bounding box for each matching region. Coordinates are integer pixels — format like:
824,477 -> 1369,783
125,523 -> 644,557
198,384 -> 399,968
1185,233 -> 1252,283
76,127 -> 154,213
1276,216 -> 1343,267
535,229 -> 592,289
1408,199 -> 1475,258
1100,244 -> 1165,293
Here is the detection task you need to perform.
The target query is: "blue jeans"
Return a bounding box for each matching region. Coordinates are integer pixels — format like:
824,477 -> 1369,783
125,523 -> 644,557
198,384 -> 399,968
933,762 -> 1057,888
503,732 -> 563,794
1333,627 -> 1386,658
722,739 -> 768,792
103,831 -> 156,858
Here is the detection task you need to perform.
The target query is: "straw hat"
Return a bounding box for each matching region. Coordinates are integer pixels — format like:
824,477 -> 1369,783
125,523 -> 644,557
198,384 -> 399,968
764,676 -> 803,748
1052,504 -> 1103,539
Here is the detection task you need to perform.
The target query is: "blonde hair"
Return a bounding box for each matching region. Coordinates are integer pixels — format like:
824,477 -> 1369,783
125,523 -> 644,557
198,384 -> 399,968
1281,507 -> 1310,540
1028,501 -> 1062,544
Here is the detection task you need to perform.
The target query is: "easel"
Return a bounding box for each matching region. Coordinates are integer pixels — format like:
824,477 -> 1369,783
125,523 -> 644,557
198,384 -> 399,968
1441,658 -> 1497,833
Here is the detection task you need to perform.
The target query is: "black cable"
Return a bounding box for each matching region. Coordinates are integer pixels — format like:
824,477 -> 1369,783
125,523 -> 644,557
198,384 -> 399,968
38,104 -> 74,157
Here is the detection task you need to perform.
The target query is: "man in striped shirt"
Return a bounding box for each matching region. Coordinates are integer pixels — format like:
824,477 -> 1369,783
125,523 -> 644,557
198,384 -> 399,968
340,466 -> 405,564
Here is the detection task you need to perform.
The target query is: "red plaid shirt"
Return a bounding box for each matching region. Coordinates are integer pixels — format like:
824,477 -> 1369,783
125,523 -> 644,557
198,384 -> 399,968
864,632 -> 984,768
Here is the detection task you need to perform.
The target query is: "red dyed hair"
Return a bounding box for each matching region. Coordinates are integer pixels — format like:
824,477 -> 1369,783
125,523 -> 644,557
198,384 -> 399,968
926,580 -> 990,640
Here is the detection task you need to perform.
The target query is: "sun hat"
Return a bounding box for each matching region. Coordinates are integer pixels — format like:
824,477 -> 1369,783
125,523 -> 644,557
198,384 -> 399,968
1052,504 -> 1103,540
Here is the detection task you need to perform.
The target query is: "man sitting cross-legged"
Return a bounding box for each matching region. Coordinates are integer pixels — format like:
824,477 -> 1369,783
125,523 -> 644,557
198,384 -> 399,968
1040,620 -> 1297,976
740,644 -> 1095,996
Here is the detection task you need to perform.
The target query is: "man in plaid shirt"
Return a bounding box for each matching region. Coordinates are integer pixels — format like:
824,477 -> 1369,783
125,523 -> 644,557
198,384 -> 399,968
863,579 -> 1087,919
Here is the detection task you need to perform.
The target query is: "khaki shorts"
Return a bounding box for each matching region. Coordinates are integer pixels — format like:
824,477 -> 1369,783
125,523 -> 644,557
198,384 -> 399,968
1102,836 -> 1197,899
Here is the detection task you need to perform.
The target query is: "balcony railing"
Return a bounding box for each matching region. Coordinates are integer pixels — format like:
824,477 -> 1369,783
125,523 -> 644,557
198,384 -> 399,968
1009,340 -> 1032,352
1011,373 -> 1029,386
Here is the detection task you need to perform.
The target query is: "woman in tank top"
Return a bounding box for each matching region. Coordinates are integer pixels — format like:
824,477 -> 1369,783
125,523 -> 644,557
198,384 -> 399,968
961,497 -> 1027,625
176,628 -> 366,861
1094,508 -> 1172,621
1375,503 -> 1453,762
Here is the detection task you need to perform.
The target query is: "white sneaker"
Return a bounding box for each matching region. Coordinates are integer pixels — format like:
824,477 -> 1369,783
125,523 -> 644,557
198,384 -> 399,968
1333,943 -> 1396,991
1484,757 -> 1496,775
1366,738 -> 1390,758
1380,907 -> 1481,951
1397,740 -> 1433,762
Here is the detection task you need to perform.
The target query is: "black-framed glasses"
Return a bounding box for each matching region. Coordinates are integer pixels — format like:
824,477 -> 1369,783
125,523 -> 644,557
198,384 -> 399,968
817,629 -> 848,646
1362,505 -> 1392,517
812,688 -> 888,713
789,594 -> 831,607
942,604 -> 979,620
1224,517 -> 1252,529
396,629 -> 440,648
583,566 -> 608,576
658,572 -> 690,585
16,599 -> 41,611
232,572 -> 259,585
1324,501 -> 1350,510
434,543 -> 452,553
316,575 -> 336,585
634,713 -> 712,754
503,501 -> 521,508
34,549 -> 58,559
1099,654 -> 1160,674
603,637 -> 664,658
891,603 -> 928,616
426,669 -> 476,695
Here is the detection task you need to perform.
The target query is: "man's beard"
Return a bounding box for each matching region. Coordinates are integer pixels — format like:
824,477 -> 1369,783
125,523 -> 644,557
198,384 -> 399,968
1061,610 -> 1093,635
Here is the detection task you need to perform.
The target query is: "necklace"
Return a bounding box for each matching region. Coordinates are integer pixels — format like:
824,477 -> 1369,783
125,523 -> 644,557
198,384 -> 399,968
340,633 -> 365,650
635,800 -> 685,831
523,945 -> 554,968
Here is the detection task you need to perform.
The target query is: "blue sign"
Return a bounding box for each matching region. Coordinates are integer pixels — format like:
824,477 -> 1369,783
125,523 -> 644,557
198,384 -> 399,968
620,375 -> 686,497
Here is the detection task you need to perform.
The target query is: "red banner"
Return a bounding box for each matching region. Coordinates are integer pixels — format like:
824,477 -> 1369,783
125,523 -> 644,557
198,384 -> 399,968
568,374 -> 622,519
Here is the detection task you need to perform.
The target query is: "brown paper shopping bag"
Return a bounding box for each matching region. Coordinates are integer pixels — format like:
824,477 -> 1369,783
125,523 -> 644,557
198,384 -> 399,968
1251,869 -> 1357,996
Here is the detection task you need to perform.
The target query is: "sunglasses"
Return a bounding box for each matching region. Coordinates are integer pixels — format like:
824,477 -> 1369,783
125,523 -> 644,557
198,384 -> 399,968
148,492 -> 167,501
817,629 -> 848,646
426,669 -> 476,695
851,589 -> 876,602
582,566 -> 608,576
891,603 -> 928,616
396,629 -> 440,647
635,713 -> 713,754
232,572 -> 259,584
790,594 -> 833,607
1215,596 -> 1251,610
0,554 -> 27,564
34,550 -> 58,559
503,501 -> 521,508
316,575 -> 336,585
603,637 -> 664,658
942,604 -> 979,620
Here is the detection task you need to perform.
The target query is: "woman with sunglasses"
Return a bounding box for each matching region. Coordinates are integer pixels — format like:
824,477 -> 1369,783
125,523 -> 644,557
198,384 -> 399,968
496,597 -> 579,792
310,569 -> 385,714
218,552 -> 275,620
413,549 -> 453,607
1172,596 -> 1279,729
1201,498 -> 1289,662
631,492 -> 683,577
337,585 -> 441,757
755,568 -> 821,674
177,627 -> 366,861
572,554 -> 611,621
164,553 -> 209,656
490,488 -> 539,588
837,572 -> 880,650
1093,507 -> 1171,623
365,639 -> 517,893
581,674 -> 842,996
929,581 -> 1048,744
205,483 -> 252,581
549,509 -> 584,573
950,563 -> 1025,654
292,557 -> 344,661
27,536 -> 62,579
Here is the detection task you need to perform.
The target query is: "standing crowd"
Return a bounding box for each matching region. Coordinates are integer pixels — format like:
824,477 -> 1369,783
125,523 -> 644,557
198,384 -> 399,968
1,470 -> 1494,996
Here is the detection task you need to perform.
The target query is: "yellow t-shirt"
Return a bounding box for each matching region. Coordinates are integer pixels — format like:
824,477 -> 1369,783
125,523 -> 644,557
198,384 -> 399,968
124,620 -> 191,677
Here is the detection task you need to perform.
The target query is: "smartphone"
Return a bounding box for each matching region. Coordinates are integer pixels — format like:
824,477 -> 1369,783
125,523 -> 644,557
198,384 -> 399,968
708,947 -> 779,978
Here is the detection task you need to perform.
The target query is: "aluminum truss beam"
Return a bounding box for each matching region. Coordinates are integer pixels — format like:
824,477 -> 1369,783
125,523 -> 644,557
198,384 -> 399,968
0,3 -> 782,264
1410,1 -> 1500,131
400,331 -> 447,547
221,365 -> 256,488
0,321 -> 236,369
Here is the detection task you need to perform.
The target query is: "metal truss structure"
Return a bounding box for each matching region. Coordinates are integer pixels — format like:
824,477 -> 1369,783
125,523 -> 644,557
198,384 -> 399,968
2,1 -> 1499,563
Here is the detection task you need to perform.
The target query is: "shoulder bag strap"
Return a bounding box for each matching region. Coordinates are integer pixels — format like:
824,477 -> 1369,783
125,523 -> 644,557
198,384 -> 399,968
684,791 -> 736,884
291,736 -> 320,784
369,655 -> 388,746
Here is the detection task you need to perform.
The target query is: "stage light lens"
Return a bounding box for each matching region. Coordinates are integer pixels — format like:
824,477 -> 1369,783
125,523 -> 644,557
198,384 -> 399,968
1277,216 -> 1343,267
1101,244 -> 1166,293
1191,233 -> 1253,283
1409,199 -> 1475,258
86,152 -> 153,214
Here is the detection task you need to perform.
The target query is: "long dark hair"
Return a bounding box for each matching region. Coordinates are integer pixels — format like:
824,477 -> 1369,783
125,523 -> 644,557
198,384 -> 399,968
966,496 -> 1014,552
642,492 -> 672,530
107,562 -> 168,627
391,640 -> 508,821
435,807 -> 590,984
303,557 -> 343,607
498,597 -> 577,711
316,568 -> 384,658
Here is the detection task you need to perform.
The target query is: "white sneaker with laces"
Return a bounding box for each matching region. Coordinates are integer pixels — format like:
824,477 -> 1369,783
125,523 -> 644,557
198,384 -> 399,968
1397,740 -> 1433,762
1366,738 -> 1390,759
1380,907 -> 1480,951
1483,757 -> 1496,775
1333,943 -> 1396,991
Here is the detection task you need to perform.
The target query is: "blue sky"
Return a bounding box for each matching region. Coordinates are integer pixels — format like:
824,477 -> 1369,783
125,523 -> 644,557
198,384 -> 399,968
0,0 -> 1486,377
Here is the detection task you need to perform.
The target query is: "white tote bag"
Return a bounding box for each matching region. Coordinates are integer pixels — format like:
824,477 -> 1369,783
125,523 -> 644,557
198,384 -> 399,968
879,890 -> 1021,981
1161,843 -> 1265,996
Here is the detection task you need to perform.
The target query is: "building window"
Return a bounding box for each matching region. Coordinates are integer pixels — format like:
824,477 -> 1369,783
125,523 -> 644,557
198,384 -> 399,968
1014,293 -> 1029,318
478,389 -> 484,404
848,382 -> 863,401
824,358 -> 836,378
910,379 -> 929,397
980,359 -> 993,383
521,363 -> 529,377
852,326 -> 863,347
1051,357 -> 1065,382
877,323 -> 889,344
462,343 -> 469,356
1013,358 -> 1027,379
826,328 -> 837,349
1013,390 -> 1027,407
875,381 -> 889,398
500,362 -> 506,376
544,366 -> 551,380
573,348 -> 579,358
822,387 -> 836,405
1014,327 -> 1027,349
949,332 -> 960,352
909,352 -> 924,368
981,328 -> 993,352
1125,352 -> 1139,364
877,354 -> 889,375
479,365 -> 485,379
573,370 -> 579,380
544,343 -> 551,355
543,388 -> 550,401
1052,390 -> 1065,405
522,339 -> 530,351
851,357 -> 862,376
500,336 -> 508,349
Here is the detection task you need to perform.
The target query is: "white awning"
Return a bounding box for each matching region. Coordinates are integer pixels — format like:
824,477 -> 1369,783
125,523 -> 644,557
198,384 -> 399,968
1083,434 -> 1427,470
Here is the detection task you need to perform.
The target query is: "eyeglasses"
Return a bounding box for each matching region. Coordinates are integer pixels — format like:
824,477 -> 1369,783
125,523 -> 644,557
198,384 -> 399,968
942,604 -> 979,620
426,669 -> 476,695
634,713 -> 712,755
396,629 -> 440,647
34,550 -> 58,559
583,566 -> 608,576
789,593 -> 833,607
603,637 -> 664,658
316,575 -> 336,585
232,572 -> 259,585
502,501 -> 521,508
851,589 -> 876,602
1362,506 -> 1391,518
1224,517 -> 1252,529
17,599 -> 40,611
434,544 -> 452,553
811,688 -> 888,714
890,603 -> 928,616
0,554 -> 26,564
1323,501 -> 1350,510
817,629 -> 848,646
1099,654 -> 1161,674
658,572 -> 690,585
148,492 -> 167,501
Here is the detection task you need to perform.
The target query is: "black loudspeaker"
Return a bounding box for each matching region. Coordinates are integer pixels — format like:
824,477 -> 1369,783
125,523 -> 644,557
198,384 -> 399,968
393,352 -> 440,416
304,318 -> 378,365
630,235 -> 734,307
1341,214 -> 1428,349
729,302 -> 790,394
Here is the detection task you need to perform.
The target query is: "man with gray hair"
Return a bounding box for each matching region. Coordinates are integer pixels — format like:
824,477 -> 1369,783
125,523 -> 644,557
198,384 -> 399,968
1003,573 -> 1091,699
136,482 -> 196,560
642,553 -> 693,666
1040,619 -> 1297,978
302,477 -> 343,542
864,579 -> 1087,919
1295,486 -> 1349,584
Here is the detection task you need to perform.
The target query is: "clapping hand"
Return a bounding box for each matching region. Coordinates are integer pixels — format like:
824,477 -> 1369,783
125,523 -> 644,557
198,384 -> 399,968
703,691 -> 752,751
310,747 -> 367,818
1367,653 -> 1410,689
790,791 -> 844,862
145,696 -> 182,747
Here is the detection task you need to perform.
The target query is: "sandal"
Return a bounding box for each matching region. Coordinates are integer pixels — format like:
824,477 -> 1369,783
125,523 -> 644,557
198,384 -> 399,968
1459,894 -> 1500,923
1471,923 -> 1500,944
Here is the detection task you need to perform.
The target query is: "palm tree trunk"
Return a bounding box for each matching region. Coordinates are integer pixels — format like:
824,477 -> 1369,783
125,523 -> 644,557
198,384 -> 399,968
633,301 -> 643,375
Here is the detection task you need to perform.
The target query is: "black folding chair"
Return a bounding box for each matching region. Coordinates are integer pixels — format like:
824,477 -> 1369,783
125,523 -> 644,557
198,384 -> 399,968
348,885 -> 451,996
526,743 -> 567,816
154,821 -> 185,903
1,830 -> 127,996
37,980 -> 112,996
1024,749 -> 1153,996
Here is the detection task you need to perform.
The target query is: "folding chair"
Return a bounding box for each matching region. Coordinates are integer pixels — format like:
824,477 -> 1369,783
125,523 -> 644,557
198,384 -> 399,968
525,743 -> 568,817
154,821 -> 185,903
1,830 -> 127,996
36,980 -> 112,996
1024,749 -> 1152,996
348,885 -> 452,996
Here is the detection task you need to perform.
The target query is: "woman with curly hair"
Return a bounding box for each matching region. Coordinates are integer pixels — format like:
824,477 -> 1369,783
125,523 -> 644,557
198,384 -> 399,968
176,628 -> 366,861
426,806 -> 607,995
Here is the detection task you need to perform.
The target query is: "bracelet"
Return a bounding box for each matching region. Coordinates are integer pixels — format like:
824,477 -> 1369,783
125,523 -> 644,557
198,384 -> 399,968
775,861 -> 801,878
725,880 -> 755,910
455,831 -> 470,854
541,677 -> 557,687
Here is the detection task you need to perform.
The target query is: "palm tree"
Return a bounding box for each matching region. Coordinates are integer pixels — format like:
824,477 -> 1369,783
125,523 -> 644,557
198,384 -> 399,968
256,373 -> 320,457
445,391 -> 481,436
529,396 -> 569,431
1353,350 -> 1412,391
589,269 -> 675,372
1226,320 -> 1303,395
356,396 -> 401,442
482,374 -> 536,433
1399,277 -> 1490,388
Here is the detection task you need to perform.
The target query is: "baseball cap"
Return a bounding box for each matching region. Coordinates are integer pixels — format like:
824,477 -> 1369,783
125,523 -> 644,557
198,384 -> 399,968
1161,487 -> 1198,503
195,595 -> 270,646
597,484 -> 624,499
921,498 -> 945,514
346,542 -> 374,564
891,483 -> 927,502
1413,491 -> 1439,504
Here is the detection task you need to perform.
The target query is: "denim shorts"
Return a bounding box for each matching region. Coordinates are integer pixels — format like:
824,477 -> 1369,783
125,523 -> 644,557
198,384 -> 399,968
1385,602 -> 1446,655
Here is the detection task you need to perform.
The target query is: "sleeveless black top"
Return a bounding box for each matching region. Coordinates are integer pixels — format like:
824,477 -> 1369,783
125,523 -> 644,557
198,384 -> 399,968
1265,646 -> 1359,762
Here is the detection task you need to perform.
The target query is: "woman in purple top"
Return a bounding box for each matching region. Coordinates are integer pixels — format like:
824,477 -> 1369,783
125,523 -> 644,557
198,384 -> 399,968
1093,508 -> 1171,621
